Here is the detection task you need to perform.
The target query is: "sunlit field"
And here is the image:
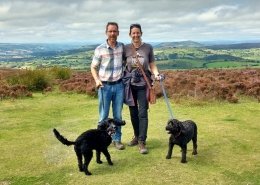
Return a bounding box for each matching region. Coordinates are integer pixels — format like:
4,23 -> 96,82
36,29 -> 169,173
0,92 -> 259,185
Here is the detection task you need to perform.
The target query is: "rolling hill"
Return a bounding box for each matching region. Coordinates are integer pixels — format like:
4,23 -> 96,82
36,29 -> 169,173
0,41 -> 260,70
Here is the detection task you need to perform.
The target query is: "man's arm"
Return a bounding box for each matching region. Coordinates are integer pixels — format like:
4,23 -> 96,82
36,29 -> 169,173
91,64 -> 103,88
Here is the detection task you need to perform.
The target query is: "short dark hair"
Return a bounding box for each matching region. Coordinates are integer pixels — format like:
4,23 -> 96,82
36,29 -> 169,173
129,23 -> 142,34
106,22 -> 119,32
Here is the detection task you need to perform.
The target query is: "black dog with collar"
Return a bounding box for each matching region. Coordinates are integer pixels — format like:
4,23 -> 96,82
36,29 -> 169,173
165,119 -> 198,163
53,118 -> 125,175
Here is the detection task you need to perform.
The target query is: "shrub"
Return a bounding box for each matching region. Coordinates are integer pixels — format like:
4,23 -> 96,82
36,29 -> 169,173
59,72 -> 96,96
0,84 -> 32,99
50,66 -> 72,80
7,69 -> 51,91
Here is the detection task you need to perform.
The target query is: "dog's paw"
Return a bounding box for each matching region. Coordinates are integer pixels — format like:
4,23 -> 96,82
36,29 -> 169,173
97,160 -> 103,164
85,171 -> 92,176
192,151 -> 198,155
108,161 -> 113,165
78,166 -> 84,172
181,160 -> 187,163
166,155 -> 171,159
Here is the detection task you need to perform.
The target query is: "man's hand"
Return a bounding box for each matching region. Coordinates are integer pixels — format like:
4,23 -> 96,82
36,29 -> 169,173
95,79 -> 103,89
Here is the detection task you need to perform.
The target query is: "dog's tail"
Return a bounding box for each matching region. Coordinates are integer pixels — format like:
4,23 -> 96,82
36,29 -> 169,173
53,128 -> 76,146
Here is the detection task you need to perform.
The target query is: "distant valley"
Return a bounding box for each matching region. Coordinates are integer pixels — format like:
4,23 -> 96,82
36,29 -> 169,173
0,41 -> 260,70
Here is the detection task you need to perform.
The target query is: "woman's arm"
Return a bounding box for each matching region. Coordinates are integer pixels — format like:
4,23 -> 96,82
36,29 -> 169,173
149,62 -> 160,76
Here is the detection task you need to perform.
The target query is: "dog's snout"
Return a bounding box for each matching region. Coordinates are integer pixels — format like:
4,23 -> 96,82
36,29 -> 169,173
165,125 -> 170,130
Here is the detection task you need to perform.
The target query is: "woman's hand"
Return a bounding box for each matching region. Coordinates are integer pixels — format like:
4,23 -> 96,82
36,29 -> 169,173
155,74 -> 165,81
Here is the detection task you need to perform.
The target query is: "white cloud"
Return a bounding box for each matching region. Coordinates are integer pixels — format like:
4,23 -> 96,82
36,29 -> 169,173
0,0 -> 259,43
0,3 -> 10,14
198,5 -> 238,22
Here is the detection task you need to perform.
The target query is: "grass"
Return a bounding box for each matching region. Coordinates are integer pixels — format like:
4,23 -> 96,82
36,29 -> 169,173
0,92 -> 259,185
205,61 -> 258,68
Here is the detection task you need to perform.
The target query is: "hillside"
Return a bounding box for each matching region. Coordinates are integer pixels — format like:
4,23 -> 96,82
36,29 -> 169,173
1,41 -> 260,70
154,41 -> 203,48
0,43 -> 96,62
1,68 -> 259,103
207,43 -> 260,50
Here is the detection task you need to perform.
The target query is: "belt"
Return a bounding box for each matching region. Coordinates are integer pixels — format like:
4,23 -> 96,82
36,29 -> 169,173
102,79 -> 122,85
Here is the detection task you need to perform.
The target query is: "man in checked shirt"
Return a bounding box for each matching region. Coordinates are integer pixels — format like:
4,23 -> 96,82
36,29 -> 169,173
91,22 -> 125,150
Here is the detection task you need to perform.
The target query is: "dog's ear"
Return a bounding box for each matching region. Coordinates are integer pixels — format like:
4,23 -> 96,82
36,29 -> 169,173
109,119 -> 126,126
172,119 -> 180,125
97,124 -> 104,130
115,119 -> 126,126
104,118 -> 112,124
179,124 -> 187,134
167,119 -> 174,126
98,119 -> 109,130
173,120 -> 183,133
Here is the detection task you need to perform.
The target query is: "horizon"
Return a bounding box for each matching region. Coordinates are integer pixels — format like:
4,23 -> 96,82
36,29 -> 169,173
1,39 -> 260,45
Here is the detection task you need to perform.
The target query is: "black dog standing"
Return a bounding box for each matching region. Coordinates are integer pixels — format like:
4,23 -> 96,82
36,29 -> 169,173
53,118 -> 125,175
165,119 -> 198,163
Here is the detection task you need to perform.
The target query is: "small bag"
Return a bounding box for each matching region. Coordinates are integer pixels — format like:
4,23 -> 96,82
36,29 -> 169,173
149,87 -> 156,104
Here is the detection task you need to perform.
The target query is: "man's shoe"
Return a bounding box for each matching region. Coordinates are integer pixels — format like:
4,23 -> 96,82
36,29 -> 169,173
138,141 -> 148,154
113,141 -> 125,150
128,137 -> 138,146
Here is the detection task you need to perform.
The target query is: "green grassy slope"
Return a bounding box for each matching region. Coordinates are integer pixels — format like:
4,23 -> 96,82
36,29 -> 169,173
0,93 -> 259,185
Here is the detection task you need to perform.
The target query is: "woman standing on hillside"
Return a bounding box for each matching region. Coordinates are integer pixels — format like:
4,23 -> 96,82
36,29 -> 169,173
123,24 -> 164,154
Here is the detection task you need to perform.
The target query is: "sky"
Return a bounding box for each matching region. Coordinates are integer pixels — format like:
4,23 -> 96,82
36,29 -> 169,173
0,0 -> 260,44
